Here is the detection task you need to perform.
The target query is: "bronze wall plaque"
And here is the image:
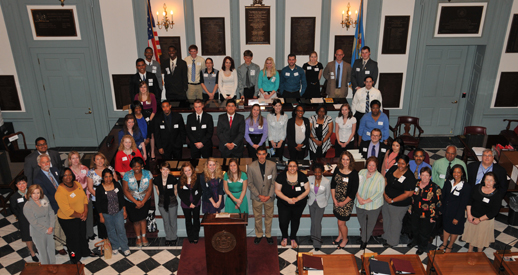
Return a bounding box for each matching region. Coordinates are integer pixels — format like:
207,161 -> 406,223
112,74 -> 133,110
437,5 -> 484,35
506,14 -> 518,53
0,76 -> 22,111
290,17 -> 316,56
211,230 -> 236,253
378,73 -> 403,108
245,6 -> 270,45
334,35 -> 355,64
382,16 -> 410,55
494,72 -> 518,107
159,37 -> 182,61
30,9 -> 78,37
200,17 -> 226,56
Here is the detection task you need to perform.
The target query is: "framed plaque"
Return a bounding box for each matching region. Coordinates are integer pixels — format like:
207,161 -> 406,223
0,76 -> 22,111
27,5 -> 81,40
245,6 -> 270,45
112,74 -> 133,110
378,73 -> 403,108
334,36 -> 355,64
434,3 -> 487,37
290,17 -> 316,56
200,18 -> 226,56
506,14 -> 518,53
159,37 -> 182,61
494,72 -> 518,107
381,16 -> 410,55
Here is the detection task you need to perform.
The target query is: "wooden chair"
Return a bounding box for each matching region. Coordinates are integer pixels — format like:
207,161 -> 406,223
392,116 -> 424,150
463,126 -> 486,135
500,119 -> 518,146
1,132 -> 32,163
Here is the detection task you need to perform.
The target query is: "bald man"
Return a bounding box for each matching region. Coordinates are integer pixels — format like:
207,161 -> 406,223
323,49 -> 352,98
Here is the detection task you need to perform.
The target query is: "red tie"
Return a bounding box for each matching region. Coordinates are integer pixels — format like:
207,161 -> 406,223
229,116 -> 233,128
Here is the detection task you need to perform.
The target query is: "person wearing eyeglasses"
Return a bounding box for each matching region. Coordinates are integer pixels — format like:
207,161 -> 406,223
24,137 -> 63,186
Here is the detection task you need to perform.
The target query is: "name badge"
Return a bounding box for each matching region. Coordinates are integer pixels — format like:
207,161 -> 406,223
453,191 -> 460,196
314,68 -> 319,71
183,185 -> 188,190
343,178 -> 349,182
130,178 -> 135,183
250,70 -> 255,76
148,79 -> 153,86
267,175 -> 272,180
366,70 -> 370,74
330,72 -> 334,75
295,187 -> 301,191
81,170 -> 87,174
174,124 -> 179,128
258,126 -> 263,129
70,193 -> 76,198
195,190 -> 199,195
307,66 -> 312,70
160,125 -> 165,129
249,127 -> 254,132
398,176 -> 406,183
381,148 -> 387,153
122,157 -> 128,161
166,68 -> 171,74
145,117 -> 150,122
285,72 -> 290,76
204,73 -> 209,77
201,124 -> 207,129
271,77 -> 276,83
152,69 -> 157,73
363,148 -> 367,152
167,184 -> 173,189
55,171 -> 59,176
378,121 -> 383,125
439,174 -> 445,179
300,182 -> 305,186
483,197 -> 490,203
152,65 -> 157,70
330,76 -> 335,80
191,127 -> 196,131
366,131 -> 371,136
294,72 -> 299,76
356,68 -> 360,72
212,73 -> 216,77
197,62 -> 201,66
114,188 -> 119,193
206,183 -> 209,188
415,187 -> 419,193
143,178 -> 149,183
17,198 -> 24,203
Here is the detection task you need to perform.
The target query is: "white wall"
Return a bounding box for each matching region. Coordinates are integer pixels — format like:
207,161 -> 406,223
100,0 -> 138,112
376,0 -> 415,109
150,0 -> 187,59
239,0 -> 276,69
491,0 -> 518,109
193,0 -> 231,67
0,5 -> 25,112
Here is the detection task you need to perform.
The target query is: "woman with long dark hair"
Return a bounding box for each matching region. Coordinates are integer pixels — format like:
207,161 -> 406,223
245,104 -> 268,159
381,138 -> 405,176
178,162 -> 203,243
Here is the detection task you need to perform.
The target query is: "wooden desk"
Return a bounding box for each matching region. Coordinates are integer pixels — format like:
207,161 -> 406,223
298,253 -> 359,275
361,254 -> 426,275
426,251 -> 497,275
21,263 -> 85,274
493,251 -> 518,275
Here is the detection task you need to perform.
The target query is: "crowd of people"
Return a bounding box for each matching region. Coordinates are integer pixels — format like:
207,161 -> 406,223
9,44 -> 508,265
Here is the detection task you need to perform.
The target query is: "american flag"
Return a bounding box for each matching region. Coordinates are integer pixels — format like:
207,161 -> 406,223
351,0 -> 364,67
147,0 -> 161,63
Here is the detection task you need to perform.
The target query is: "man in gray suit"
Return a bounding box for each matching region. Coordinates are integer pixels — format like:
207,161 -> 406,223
216,99 -> 245,158
24,137 -> 62,186
144,47 -> 163,91
247,146 -> 277,244
323,49 -> 352,98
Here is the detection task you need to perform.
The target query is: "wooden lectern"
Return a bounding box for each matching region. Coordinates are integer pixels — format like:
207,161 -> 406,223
201,213 -> 249,275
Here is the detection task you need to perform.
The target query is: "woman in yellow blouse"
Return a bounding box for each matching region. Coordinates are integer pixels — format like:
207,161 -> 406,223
55,168 -> 95,264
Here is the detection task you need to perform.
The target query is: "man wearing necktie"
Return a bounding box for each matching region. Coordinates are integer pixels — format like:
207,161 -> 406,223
432,145 -> 467,188
351,76 -> 383,134
409,148 -> 432,180
217,99 -> 245,158
323,49 -> 352,98
161,46 -> 188,101
184,45 -> 205,100
358,128 -> 388,172
237,50 -> 260,99
129,58 -> 160,101
351,46 -> 379,96
467,149 -> 508,200
186,99 -> 213,158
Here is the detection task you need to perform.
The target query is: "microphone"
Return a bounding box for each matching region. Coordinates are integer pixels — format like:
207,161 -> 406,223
497,237 -> 518,272
427,222 -> 440,275
360,214 -> 368,274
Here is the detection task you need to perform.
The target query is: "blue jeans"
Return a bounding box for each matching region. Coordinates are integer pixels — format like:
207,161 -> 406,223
103,209 -> 129,251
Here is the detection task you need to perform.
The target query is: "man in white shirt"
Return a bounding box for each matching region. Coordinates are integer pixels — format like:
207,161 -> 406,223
352,76 -> 382,130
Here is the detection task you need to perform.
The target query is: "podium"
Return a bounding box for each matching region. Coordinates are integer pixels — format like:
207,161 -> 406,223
201,213 -> 249,275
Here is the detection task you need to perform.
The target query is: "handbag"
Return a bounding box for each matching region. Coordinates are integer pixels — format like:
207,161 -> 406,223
146,210 -> 157,233
94,239 -> 112,259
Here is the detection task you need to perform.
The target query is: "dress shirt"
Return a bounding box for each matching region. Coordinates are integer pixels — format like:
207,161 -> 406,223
184,55 -> 205,84
355,169 -> 385,210
408,160 -> 432,180
279,65 -> 307,96
357,112 -> 390,142
431,157 -> 468,188
218,70 -> 238,98
475,163 -> 493,185
245,117 -> 268,146
367,141 -> 382,158
335,116 -> 356,143
237,62 -> 261,96
334,61 -> 344,88
42,169 -> 59,188
352,87 -> 383,115
257,71 -> 280,93
266,113 -> 288,142
169,57 -> 177,72
139,72 -> 146,81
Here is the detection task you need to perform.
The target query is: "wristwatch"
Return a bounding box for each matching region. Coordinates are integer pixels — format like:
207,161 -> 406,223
391,199 -> 394,204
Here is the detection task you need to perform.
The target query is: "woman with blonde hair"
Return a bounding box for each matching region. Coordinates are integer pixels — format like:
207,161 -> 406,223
302,51 -> 323,98
178,162 -> 203,243
257,57 -> 279,99
201,158 -> 225,214
115,135 -> 143,177
67,151 -> 94,238
223,158 -> 248,213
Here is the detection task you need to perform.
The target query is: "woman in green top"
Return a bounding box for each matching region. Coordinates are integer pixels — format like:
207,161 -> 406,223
223,159 -> 249,213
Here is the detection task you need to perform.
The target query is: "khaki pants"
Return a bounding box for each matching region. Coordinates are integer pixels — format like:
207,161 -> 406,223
252,199 -> 274,238
54,214 -> 66,250
187,84 -> 203,99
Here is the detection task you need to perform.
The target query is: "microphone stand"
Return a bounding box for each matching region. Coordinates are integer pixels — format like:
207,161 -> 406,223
497,238 -> 518,273
361,214 -> 368,274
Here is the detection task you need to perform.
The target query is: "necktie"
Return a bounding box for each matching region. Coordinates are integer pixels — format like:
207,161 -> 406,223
48,173 -> 58,189
229,116 -> 233,128
198,115 -> 201,124
191,59 -> 196,82
142,74 -> 146,82
446,162 -> 452,178
414,165 -> 419,179
371,145 -> 376,158
363,60 -> 367,69
365,91 -> 370,113
246,67 -> 250,87
336,64 -> 341,89
171,61 -> 175,74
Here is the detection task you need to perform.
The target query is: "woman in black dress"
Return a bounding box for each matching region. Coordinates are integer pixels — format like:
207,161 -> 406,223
9,175 -> 38,262
331,151 -> 359,249
178,162 -> 203,244
302,51 -> 323,98
440,164 -> 471,253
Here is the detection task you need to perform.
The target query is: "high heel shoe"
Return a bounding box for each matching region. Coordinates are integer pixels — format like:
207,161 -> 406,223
332,239 -> 342,245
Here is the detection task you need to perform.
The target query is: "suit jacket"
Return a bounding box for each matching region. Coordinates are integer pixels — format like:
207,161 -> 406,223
322,61 -> 352,97
467,162 -> 508,200
351,59 -> 379,91
247,160 -> 277,203
161,57 -> 188,100
33,167 -> 60,213
359,140 -> 388,172
186,112 -> 214,147
24,150 -> 62,186
308,175 -> 331,208
154,111 -> 186,150
216,113 -> 245,156
145,59 -> 163,90
129,72 -> 160,101
286,117 -> 311,149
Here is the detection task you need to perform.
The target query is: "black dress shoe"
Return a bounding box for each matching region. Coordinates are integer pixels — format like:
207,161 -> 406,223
314,248 -> 321,251
32,255 -> 39,262
266,237 -> 274,244
189,240 -> 194,244
416,250 -> 424,255
407,242 -> 417,248
383,243 -> 393,248
193,240 -> 198,244
164,240 -> 171,246
254,237 -> 262,244
360,243 -> 367,250
171,239 -> 177,246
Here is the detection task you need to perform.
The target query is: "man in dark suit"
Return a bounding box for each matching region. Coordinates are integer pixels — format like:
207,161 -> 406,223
351,46 -> 379,96
186,99 -> 213,158
161,45 -> 188,101
129,58 -> 160,101
467,149 -> 509,200
217,99 -> 245,158
358,128 -> 388,171
24,137 -> 62,186
154,100 -> 186,159
32,154 -> 67,255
